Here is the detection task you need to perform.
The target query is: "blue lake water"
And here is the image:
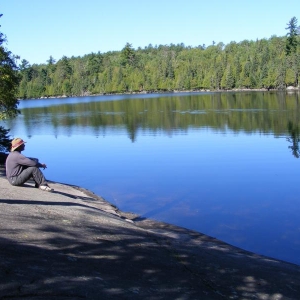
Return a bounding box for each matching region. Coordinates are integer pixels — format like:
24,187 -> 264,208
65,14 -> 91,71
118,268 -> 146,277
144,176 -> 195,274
2,91 -> 300,265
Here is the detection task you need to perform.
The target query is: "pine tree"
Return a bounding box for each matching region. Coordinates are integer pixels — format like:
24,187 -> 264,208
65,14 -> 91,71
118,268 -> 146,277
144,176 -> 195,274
286,17 -> 299,55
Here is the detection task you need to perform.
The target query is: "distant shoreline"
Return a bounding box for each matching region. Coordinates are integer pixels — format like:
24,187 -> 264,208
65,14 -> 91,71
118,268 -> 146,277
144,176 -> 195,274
19,86 -> 300,101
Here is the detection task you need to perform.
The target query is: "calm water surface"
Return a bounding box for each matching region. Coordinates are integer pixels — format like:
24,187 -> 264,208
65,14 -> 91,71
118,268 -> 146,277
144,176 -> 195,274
2,91 -> 300,265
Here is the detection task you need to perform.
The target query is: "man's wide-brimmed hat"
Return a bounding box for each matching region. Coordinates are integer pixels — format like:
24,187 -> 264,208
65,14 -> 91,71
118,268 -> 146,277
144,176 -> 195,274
11,138 -> 26,151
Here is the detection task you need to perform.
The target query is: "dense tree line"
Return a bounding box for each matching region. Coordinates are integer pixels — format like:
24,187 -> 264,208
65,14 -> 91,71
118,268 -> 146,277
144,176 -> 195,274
17,17 -> 300,99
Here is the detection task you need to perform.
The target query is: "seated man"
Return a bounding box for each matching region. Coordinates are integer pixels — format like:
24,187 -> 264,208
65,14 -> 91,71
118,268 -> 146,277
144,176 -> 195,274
5,138 -> 53,192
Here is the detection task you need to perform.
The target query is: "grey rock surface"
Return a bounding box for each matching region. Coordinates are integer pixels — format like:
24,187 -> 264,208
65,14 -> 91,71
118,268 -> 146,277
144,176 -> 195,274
0,166 -> 299,299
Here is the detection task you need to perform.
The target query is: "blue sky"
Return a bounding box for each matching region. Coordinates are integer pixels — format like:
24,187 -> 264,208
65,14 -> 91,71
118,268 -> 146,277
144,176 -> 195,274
1,0 -> 299,65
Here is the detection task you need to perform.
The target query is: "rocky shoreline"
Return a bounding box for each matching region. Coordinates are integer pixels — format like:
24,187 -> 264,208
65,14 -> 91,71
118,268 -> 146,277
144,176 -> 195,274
19,86 -> 300,100
0,163 -> 300,299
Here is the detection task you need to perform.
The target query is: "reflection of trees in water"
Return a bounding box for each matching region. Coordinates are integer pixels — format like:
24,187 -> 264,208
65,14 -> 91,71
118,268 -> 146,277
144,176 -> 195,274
16,92 -> 300,143
287,121 -> 300,158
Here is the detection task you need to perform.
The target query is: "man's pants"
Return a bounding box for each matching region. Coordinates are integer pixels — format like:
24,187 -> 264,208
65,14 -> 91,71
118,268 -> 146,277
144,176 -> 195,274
10,166 -> 47,187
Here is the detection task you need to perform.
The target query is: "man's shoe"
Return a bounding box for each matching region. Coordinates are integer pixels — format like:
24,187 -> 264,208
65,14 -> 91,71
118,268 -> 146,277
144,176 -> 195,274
39,185 -> 54,192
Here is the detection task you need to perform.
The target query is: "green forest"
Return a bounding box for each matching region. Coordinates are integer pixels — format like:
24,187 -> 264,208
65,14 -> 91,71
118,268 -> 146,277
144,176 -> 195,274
17,17 -> 300,99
